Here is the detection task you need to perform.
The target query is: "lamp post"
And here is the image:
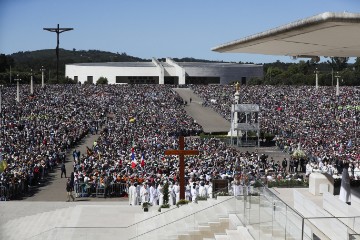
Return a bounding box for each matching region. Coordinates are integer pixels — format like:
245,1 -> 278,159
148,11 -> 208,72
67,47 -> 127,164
315,67 -> 319,90
355,118 -> 357,146
30,69 -> 34,95
0,85 -> 3,114
335,72 -> 340,96
40,66 -> 46,88
14,75 -> 21,102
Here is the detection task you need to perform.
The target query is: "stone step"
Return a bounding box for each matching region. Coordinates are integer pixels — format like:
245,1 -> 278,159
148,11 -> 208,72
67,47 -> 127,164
214,233 -> 230,240
226,226 -> 254,240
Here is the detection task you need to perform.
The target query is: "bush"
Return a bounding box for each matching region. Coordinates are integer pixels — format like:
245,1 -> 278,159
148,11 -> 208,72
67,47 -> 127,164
176,199 -> 189,208
214,191 -> 229,197
142,202 -> 152,209
163,182 -> 169,205
196,196 -> 208,201
267,179 -> 308,188
96,77 -> 108,85
253,180 -> 263,188
158,204 -> 170,212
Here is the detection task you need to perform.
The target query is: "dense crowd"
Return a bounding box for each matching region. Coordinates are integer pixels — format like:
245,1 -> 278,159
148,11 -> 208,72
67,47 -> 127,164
2,84 -> 358,201
3,85 -> 261,200
70,85 -> 268,200
191,85 -> 360,173
0,85 -> 108,196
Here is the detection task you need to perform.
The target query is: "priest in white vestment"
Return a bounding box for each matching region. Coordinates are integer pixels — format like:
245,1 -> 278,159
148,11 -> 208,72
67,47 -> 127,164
339,163 -> 351,204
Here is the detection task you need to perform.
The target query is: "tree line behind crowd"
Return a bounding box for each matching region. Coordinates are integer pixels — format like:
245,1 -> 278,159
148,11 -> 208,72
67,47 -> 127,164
0,49 -> 359,85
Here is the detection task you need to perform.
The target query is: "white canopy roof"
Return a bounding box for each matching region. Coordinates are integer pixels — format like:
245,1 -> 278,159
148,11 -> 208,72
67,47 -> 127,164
212,12 -> 360,58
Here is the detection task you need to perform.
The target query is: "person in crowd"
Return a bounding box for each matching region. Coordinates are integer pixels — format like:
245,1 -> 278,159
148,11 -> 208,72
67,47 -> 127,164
149,182 -> 158,205
61,162 -> 67,178
66,178 -> 75,202
140,183 -> 149,204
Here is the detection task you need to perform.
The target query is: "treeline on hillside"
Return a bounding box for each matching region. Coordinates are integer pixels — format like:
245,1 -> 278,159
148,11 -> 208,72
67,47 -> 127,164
249,57 -> 360,86
0,49 -> 146,84
0,49 -> 360,85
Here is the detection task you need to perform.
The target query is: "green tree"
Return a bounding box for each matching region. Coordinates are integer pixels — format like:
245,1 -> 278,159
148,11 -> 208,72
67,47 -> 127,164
247,77 -> 263,85
327,57 -> 349,71
265,67 -> 283,83
0,54 -> 15,72
287,64 -> 299,75
96,77 -> 108,85
163,182 -> 169,205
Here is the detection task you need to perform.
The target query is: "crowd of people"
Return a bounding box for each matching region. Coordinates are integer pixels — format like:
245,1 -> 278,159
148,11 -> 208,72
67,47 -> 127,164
1,83 -> 359,201
0,84 -> 108,198
69,85 -> 270,201
2,84 -> 258,200
192,85 -> 360,174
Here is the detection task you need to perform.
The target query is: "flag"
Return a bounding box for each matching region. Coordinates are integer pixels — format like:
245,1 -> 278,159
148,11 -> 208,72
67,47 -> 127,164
0,152 -> 6,173
140,153 -> 145,167
347,139 -> 353,148
131,147 -> 137,169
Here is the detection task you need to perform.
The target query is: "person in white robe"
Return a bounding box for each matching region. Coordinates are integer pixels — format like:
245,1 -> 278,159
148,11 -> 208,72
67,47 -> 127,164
198,182 -> 207,197
149,183 -> 158,205
204,181 -> 210,198
185,184 -> 191,201
140,184 -> 149,203
207,182 -> 213,199
305,163 -> 312,176
354,164 -> 360,178
191,183 -> 198,203
233,180 -> 242,196
128,183 -> 137,206
173,181 -> 180,203
169,182 -> 175,205
131,183 -> 139,206
339,163 -> 351,203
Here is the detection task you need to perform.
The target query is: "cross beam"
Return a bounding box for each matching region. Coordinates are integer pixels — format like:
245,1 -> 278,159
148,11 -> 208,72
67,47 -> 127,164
43,24 -> 73,83
165,136 -> 199,200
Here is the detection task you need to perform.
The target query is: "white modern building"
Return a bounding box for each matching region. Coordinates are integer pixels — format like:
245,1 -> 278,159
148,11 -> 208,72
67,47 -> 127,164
65,57 -> 263,85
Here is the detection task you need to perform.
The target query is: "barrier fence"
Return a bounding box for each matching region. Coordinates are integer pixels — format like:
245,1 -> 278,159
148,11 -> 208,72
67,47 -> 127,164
74,182 -> 128,198
0,180 -> 29,201
0,181 -> 128,201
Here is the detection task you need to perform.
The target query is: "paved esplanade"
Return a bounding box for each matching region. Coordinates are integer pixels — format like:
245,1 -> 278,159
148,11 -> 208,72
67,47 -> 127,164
173,88 -> 230,133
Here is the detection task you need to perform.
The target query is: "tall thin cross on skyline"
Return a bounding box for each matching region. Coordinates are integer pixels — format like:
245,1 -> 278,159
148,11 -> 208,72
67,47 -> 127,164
164,136 -> 199,200
43,24 -> 73,83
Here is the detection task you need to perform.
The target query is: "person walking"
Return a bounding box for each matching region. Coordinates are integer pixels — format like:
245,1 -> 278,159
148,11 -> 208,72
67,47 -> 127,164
66,178 -> 75,202
282,158 -> 288,172
61,162 -> 67,178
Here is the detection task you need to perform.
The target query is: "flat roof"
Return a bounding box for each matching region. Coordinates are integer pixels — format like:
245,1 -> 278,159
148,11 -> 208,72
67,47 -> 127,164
212,12 -> 360,58
176,62 -> 259,68
160,62 -> 174,68
68,62 -> 156,67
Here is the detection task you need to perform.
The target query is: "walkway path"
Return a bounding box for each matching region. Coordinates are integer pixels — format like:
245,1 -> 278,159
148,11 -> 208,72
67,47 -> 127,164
22,121 -> 124,202
173,88 -> 292,167
173,88 -> 230,133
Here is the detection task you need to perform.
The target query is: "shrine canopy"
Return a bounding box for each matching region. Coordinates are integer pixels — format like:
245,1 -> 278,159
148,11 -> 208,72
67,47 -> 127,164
212,12 -> 360,58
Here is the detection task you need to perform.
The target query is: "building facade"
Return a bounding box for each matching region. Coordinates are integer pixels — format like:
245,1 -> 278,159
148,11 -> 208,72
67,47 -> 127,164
65,58 -> 263,85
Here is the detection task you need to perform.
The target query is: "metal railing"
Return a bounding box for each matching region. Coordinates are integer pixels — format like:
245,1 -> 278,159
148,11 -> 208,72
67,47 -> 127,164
0,180 -> 29,201
74,182 -> 127,198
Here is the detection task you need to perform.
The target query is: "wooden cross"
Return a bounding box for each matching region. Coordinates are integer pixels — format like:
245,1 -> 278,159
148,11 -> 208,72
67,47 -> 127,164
164,136 -> 199,200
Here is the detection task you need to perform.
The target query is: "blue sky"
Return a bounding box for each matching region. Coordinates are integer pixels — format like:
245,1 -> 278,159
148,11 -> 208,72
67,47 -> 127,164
0,0 -> 359,63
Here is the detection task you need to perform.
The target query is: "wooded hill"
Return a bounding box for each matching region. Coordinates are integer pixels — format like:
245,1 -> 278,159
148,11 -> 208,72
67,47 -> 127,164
0,49 -> 226,84
0,49 -> 359,85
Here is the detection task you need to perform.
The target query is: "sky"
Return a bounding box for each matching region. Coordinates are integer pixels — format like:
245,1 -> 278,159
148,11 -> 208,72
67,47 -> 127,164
0,0 -> 359,64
